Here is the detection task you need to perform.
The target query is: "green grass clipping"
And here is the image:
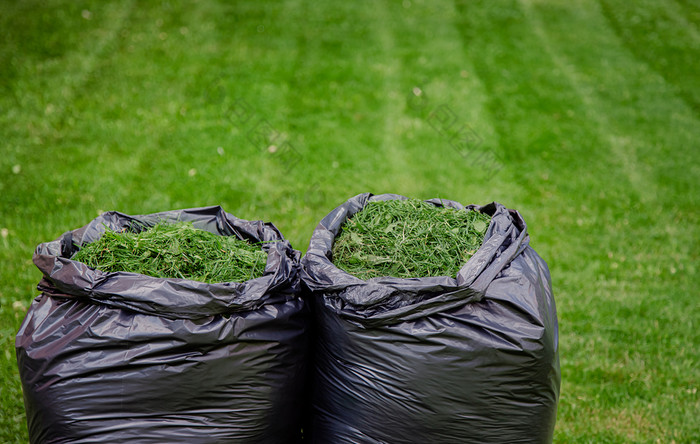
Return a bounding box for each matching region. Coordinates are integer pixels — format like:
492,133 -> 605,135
332,199 -> 491,279
71,221 -> 268,283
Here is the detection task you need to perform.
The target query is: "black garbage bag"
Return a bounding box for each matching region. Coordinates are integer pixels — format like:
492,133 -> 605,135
16,206 -> 308,444
301,193 -> 560,443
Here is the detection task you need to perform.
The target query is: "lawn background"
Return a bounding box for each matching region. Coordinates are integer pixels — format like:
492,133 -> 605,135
1,0 -> 698,442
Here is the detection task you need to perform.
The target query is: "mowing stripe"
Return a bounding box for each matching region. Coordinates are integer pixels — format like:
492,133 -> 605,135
599,0 -> 700,116
373,1 -> 414,195
518,0 -> 662,207
33,2 -> 133,123
521,0 -> 698,212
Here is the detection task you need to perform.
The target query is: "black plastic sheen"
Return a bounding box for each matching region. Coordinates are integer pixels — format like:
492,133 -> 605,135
301,193 -> 560,443
16,207 -> 308,444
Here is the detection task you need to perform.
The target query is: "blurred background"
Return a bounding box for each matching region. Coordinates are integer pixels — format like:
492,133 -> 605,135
1,0 -> 698,441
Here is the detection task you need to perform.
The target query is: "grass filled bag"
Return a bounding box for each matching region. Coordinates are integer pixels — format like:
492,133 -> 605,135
301,193 -> 560,443
16,207 -> 308,444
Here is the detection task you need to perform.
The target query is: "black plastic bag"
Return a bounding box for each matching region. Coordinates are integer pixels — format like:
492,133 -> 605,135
16,206 -> 308,444
301,193 -> 560,443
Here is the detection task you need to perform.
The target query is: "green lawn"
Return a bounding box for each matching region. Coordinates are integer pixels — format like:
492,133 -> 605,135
1,0 -> 698,442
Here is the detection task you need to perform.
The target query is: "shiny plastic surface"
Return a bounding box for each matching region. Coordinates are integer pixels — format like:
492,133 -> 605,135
302,193 -> 560,443
16,206 -> 308,443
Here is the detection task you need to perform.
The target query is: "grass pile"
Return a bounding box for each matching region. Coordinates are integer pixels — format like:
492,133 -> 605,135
71,222 -> 268,283
332,199 -> 491,279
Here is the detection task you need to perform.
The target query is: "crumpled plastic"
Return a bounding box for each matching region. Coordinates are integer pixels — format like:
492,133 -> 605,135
301,193 -> 560,443
16,206 -> 308,444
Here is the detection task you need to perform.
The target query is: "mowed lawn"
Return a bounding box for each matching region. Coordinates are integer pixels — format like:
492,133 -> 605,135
1,0 -> 698,442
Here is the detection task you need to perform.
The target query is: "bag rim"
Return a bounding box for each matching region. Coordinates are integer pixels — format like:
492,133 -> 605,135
33,206 -> 301,319
300,193 -> 530,325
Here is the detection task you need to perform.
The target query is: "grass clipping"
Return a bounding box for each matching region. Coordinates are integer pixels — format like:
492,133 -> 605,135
72,222 -> 268,283
332,199 -> 491,279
